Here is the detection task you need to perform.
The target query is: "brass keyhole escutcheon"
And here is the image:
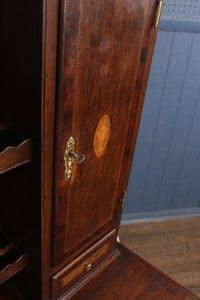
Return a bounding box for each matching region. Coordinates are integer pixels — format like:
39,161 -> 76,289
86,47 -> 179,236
64,137 -> 85,182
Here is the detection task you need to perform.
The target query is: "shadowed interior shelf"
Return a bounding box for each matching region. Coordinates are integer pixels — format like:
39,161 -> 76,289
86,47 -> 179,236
0,231 -> 27,285
0,126 -> 32,175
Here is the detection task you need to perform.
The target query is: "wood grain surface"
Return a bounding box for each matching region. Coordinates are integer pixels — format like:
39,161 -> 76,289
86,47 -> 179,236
41,0 -> 59,297
51,231 -> 116,299
53,0 -> 151,267
119,217 -> 200,297
0,255 -> 27,285
69,243 -> 198,300
0,139 -> 32,175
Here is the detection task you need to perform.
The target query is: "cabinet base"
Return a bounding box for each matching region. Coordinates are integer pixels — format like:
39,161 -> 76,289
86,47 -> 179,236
61,243 -> 198,300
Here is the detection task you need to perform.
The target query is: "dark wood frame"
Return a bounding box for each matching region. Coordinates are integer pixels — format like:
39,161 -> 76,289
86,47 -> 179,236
41,0 -> 59,298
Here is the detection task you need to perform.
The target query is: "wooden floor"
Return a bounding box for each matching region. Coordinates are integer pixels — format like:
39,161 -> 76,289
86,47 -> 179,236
119,217 -> 200,297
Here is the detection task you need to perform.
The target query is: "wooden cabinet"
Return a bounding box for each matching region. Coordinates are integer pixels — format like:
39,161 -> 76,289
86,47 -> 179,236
0,0 -> 199,299
53,0 -> 152,267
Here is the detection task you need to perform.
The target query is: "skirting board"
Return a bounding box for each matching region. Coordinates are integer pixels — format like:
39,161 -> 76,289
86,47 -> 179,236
121,207 -> 200,224
159,19 -> 200,33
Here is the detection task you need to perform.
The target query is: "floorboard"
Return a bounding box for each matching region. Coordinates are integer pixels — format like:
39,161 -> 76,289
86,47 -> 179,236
119,217 -> 200,297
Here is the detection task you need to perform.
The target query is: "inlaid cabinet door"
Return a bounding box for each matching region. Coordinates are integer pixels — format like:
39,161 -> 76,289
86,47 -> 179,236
53,0 -> 159,266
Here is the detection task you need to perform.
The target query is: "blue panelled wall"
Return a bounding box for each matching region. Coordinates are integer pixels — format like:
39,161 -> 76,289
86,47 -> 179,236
122,0 -> 200,222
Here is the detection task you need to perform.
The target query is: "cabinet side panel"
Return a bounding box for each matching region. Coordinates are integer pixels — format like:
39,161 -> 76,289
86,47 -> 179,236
115,0 -> 161,232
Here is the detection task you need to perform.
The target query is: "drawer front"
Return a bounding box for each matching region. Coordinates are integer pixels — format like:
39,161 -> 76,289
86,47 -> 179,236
51,231 -> 115,299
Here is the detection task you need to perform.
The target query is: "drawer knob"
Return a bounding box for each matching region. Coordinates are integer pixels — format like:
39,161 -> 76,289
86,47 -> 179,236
85,262 -> 92,271
64,137 -> 85,182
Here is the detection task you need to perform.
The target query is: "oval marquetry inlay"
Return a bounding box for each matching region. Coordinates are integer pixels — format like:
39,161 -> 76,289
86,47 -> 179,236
94,114 -> 110,158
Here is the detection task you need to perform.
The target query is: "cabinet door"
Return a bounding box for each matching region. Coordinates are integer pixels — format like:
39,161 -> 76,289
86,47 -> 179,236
53,0 -> 157,266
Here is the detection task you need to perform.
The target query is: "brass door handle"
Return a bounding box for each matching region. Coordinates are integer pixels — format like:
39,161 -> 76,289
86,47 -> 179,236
64,137 -> 85,182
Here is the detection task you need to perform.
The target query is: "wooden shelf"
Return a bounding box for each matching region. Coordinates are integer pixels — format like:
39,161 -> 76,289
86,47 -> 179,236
0,127 -> 32,175
0,232 -> 27,285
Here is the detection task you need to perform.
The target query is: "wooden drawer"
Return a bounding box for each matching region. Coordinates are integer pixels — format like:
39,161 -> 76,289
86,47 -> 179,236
51,230 -> 116,299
